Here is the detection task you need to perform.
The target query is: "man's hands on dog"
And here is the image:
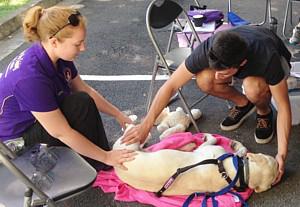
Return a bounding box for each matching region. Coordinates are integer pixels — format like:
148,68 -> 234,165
105,149 -> 137,170
121,124 -> 150,145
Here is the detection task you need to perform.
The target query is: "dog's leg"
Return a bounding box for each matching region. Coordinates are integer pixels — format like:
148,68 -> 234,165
178,143 -> 197,151
200,133 -> 217,147
192,133 -> 217,153
231,140 -> 247,157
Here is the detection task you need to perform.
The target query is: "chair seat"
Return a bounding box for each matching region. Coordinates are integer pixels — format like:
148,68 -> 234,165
165,47 -> 192,70
0,146 -> 97,207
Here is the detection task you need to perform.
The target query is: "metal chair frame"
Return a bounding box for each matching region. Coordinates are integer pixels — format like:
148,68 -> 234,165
145,0 -> 204,132
228,0 -> 272,26
282,0 -> 300,39
0,141 -> 97,207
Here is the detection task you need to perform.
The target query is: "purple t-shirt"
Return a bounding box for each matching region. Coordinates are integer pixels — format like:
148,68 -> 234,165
0,43 -> 78,141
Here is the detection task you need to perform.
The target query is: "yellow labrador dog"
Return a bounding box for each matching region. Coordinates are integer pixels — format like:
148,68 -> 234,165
113,128 -> 278,196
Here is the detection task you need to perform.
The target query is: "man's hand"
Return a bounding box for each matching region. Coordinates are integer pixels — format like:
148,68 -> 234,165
273,153 -> 285,185
104,149 -> 137,170
121,124 -> 150,145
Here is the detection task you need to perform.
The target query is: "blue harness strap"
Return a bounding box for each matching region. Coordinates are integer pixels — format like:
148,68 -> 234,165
229,191 -> 249,207
182,153 -> 248,207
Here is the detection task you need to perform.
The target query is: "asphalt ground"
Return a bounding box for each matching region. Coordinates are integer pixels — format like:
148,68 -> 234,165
0,0 -> 300,206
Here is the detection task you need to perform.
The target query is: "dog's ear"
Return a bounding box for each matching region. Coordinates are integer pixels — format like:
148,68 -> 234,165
254,183 -> 272,193
254,186 -> 262,193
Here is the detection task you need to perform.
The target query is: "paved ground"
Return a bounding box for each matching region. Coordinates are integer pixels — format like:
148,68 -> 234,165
1,0 -> 300,206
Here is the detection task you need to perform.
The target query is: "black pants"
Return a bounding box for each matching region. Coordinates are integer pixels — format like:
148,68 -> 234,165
23,92 -> 111,170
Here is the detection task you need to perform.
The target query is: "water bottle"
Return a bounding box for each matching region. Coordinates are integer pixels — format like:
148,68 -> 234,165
269,17 -> 278,34
4,137 -> 25,154
30,144 -> 57,173
31,171 -> 54,190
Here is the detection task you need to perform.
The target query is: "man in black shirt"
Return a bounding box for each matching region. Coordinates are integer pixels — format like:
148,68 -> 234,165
123,25 -> 291,184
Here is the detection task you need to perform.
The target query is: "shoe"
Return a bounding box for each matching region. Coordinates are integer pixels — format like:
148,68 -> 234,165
220,101 -> 256,131
255,109 -> 274,144
289,26 -> 300,45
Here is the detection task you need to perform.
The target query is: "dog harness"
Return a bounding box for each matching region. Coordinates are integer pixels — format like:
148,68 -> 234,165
156,153 -> 249,207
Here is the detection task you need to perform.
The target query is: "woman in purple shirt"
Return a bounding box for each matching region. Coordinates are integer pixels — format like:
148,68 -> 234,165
0,6 -> 135,171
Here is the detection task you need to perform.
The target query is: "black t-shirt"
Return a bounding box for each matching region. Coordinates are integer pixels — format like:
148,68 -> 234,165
185,25 -> 291,85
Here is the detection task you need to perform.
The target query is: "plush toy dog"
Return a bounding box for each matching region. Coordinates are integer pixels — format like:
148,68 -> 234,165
154,107 -> 202,139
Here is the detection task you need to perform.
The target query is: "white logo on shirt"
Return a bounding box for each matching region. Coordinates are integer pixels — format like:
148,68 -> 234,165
57,91 -> 64,96
4,51 -> 25,78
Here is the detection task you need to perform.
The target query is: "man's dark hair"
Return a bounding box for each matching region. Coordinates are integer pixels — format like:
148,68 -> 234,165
208,30 -> 248,70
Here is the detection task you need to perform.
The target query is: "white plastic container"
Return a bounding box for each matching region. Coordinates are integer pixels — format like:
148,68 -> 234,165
271,91 -> 300,126
289,91 -> 300,126
271,61 -> 300,126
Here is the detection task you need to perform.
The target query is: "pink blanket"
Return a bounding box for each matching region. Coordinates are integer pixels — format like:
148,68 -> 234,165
93,132 -> 253,207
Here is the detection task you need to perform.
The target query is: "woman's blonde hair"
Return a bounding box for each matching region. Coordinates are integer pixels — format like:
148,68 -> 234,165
23,6 -> 86,42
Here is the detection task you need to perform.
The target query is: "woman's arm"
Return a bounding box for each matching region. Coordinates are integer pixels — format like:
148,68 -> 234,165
31,109 -> 135,169
70,75 -> 132,128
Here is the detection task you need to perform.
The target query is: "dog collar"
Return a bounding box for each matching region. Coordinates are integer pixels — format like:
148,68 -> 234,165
243,157 -> 249,186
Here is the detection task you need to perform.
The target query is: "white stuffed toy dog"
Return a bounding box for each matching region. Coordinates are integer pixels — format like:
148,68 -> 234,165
154,107 -> 202,139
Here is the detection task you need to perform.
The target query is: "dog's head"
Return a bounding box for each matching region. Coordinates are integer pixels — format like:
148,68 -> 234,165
247,152 -> 278,193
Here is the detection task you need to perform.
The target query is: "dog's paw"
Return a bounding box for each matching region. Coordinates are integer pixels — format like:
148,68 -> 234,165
235,147 -> 248,157
231,140 -> 247,157
202,133 -> 217,145
128,114 -> 138,124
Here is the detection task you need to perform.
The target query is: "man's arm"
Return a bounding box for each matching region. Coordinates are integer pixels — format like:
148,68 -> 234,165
122,62 -> 194,144
269,78 -> 291,183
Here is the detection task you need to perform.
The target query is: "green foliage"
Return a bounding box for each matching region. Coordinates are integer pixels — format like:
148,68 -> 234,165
0,0 -> 30,20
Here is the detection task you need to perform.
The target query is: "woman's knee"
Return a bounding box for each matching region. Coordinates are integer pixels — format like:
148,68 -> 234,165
243,77 -> 270,102
63,92 -> 94,107
61,92 -> 97,117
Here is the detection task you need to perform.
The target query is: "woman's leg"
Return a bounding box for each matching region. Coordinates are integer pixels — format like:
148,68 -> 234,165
23,92 -> 111,170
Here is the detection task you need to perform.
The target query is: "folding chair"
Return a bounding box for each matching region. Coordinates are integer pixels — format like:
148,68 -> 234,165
0,140 -> 97,207
164,0 -> 204,57
146,0 -> 207,132
282,0 -> 300,39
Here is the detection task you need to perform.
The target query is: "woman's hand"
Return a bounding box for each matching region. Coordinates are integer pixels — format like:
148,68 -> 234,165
115,112 -> 133,129
104,149 -> 137,170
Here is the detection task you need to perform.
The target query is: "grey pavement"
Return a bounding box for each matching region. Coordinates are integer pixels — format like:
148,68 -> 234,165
1,0 -> 300,206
